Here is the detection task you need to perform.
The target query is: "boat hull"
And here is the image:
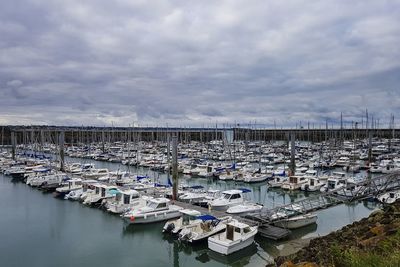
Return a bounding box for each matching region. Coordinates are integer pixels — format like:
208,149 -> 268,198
208,233 -> 256,255
274,214 -> 317,229
124,210 -> 182,224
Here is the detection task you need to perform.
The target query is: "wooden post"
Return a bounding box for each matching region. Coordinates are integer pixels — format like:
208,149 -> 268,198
172,136 -> 178,201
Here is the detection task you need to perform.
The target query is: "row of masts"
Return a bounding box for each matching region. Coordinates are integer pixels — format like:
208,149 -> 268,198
1,125 -> 399,146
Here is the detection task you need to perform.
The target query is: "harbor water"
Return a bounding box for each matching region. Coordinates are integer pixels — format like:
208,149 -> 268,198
0,157 -> 380,267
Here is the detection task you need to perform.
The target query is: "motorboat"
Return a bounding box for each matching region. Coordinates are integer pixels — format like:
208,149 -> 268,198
209,189 -> 247,211
273,213 -> 318,229
55,178 -> 83,197
83,184 -> 119,206
178,215 -> 232,243
179,186 -> 206,203
281,176 -> 308,190
106,189 -> 145,214
320,177 -> 347,193
300,177 -> 325,192
268,175 -> 288,188
377,190 -> 400,204
196,189 -> 221,207
243,173 -> 269,183
162,209 -> 202,234
121,198 -> 183,224
81,168 -> 109,179
226,202 -> 263,215
208,220 -> 258,255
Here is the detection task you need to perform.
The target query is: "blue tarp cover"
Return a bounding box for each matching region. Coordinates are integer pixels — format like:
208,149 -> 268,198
196,215 -> 218,221
238,188 -> 251,193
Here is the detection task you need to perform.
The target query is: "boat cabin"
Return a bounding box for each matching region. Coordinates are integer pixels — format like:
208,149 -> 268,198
116,189 -> 140,205
221,190 -> 244,202
327,178 -> 346,190
225,221 -> 253,241
147,198 -> 170,210
68,179 -> 82,189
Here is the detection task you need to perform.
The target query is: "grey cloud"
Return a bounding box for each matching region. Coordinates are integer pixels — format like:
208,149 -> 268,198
0,0 -> 399,127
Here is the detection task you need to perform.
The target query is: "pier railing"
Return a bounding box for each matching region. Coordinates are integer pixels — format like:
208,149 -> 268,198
244,172 -> 400,224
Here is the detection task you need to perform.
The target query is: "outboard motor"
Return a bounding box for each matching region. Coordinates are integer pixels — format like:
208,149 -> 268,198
163,223 -> 175,233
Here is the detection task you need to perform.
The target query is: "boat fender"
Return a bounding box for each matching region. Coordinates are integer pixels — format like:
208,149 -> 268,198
130,216 -> 135,222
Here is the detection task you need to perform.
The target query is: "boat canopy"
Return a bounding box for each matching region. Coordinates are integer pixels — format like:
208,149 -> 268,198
108,189 -> 120,195
238,188 -> 251,193
136,175 -> 149,180
190,185 -> 204,189
196,215 -> 218,221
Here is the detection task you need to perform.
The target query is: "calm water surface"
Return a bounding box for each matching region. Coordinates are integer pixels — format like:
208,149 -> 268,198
0,157 -> 380,267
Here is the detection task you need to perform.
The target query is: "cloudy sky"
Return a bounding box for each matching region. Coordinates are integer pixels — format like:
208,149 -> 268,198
0,0 -> 399,127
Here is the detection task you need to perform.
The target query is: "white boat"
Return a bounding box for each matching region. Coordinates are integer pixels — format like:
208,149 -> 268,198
162,209 -> 202,234
300,177 -> 325,192
81,168 -> 109,179
179,215 -> 232,243
219,170 -> 235,181
55,178 -> 83,197
268,175 -> 288,188
209,189 -> 247,211
273,213 -> 318,229
243,173 -> 269,183
377,190 -> 400,204
320,177 -> 347,193
281,176 -> 308,190
208,220 -> 258,255
122,198 -> 183,224
83,184 -> 119,206
226,202 -> 263,215
179,186 -> 206,203
106,189 -> 146,214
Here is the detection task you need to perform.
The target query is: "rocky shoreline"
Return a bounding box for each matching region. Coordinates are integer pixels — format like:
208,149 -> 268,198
271,201 -> 400,267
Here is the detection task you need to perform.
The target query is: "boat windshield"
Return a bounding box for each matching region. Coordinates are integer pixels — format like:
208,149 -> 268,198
182,214 -> 192,225
223,194 -> 231,199
123,194 -> 130,204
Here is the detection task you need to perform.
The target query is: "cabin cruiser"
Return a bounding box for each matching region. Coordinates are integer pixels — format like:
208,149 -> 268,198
106,189 -> 147,214
162,209 -> 202,234
25,168 -> 52,186
83,184 -> 119,206
209,189 -> 247,211
178,215 -> 232,243
268,175 -> 288,188
219,170 -> 235,181
55,178 -> 83,197
281,176 -> 308,190
320,175 -> 347,193
122,198 -> 183,224
179,186 -> 206,203
208,220 -> 258,255
300,177 -> 325,192
196,189 -> 221,207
